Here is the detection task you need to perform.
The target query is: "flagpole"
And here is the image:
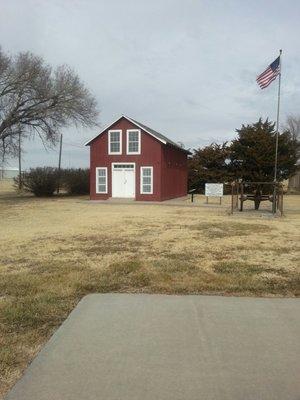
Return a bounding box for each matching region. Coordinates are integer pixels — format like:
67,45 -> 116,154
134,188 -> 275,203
272,49 -> 282,214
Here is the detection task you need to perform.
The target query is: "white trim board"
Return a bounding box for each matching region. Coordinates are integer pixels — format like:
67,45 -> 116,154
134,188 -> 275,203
126,129 -> 141,155
111,162 -> 136,198
108,129 -> 122,155
140,166 -> 153,195
95,167 -> 108,194
85,115 -> 166,146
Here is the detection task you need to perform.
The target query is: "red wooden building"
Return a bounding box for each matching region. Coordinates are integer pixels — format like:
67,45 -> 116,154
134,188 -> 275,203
85,115 -> 190,201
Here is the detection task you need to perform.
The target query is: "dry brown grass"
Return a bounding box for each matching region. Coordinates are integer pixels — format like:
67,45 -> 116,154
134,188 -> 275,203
0,180 -> 300,398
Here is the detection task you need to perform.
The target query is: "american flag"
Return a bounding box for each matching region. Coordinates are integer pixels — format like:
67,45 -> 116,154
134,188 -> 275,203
256,56 -> 280,89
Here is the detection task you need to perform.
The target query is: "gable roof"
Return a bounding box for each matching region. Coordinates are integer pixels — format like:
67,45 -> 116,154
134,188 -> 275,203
85,115 -> 190,153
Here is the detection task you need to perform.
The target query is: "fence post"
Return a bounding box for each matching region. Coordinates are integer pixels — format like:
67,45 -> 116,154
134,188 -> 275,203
240,183 -> 244,212
231,183 -> 234,214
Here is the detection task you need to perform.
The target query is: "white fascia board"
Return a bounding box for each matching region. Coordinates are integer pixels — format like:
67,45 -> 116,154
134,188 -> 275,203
124,115 -> 167,144
84,116 -> 124,146
85,115 -> 167,146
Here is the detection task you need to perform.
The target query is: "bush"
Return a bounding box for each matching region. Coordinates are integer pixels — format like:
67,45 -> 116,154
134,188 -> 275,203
13,167 -> 90,196
14,167 -> 59,197
62,168 -> 89,195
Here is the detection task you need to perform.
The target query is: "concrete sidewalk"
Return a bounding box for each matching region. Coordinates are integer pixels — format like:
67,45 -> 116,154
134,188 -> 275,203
6,294 -> 300,400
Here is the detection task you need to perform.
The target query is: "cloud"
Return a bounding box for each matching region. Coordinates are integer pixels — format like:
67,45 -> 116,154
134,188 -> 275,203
0,0 -> 299,168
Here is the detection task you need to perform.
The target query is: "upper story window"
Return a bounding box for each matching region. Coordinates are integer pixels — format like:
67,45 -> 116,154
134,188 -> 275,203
127,129 -> 141,155
108,130 -> 122,154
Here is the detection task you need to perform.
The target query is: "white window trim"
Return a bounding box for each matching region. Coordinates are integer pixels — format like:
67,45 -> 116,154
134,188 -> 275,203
140,166 -> 153,195
112,163 -> 136,198
85,115 -> 167,146
126,129 -> 141,155
108,129 -> 122,155
112,162 -> 136,171
96,167 -> 108,194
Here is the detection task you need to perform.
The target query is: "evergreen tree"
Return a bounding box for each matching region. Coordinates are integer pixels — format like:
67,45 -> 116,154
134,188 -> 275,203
188,119 -> 298,199
230,118 -> 298,182
188,143 -> 231,191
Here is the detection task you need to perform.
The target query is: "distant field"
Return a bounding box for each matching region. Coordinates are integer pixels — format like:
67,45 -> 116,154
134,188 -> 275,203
0,180 -> 300,398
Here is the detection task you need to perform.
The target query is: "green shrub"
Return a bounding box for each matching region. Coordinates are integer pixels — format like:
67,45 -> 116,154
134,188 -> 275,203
14,167 -> 59,197
62,168 -> 89,195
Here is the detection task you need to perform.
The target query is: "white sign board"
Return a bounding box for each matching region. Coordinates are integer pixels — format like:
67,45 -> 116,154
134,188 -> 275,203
205,183 -> 223,197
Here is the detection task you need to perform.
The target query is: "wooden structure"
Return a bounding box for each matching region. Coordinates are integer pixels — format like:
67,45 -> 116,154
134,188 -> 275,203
231,181 -> 284,215
85,115 -> 190,201
288,169 -> 300,192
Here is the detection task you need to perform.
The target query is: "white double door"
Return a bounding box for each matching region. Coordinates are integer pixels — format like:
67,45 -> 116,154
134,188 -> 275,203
112,163 -> 135,198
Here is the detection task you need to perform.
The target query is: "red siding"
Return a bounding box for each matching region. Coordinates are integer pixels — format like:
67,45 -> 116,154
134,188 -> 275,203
89,116 -> 188,201
161,146 -> 188,200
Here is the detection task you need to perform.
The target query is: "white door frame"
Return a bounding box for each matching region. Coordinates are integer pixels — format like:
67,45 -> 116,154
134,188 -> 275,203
111,162 -> 136,198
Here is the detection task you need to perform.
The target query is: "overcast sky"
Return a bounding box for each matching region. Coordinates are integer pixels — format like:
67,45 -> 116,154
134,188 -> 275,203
1,0 -> 299,169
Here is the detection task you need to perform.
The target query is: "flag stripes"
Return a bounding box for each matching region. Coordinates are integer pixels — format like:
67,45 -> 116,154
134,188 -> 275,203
256,56 -> 280,89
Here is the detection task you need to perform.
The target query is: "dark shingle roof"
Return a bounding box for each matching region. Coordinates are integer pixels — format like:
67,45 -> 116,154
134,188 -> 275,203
85,115 -> 190,154
128,117 -> 190,153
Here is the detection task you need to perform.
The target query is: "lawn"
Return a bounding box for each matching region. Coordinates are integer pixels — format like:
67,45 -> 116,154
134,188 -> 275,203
0,180 -> 300,398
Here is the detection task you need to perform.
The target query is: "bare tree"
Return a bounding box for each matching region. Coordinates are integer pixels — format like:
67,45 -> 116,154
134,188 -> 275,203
0,48 -> 99,160
285,115 -> 300,141
285,115 -> 300,160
